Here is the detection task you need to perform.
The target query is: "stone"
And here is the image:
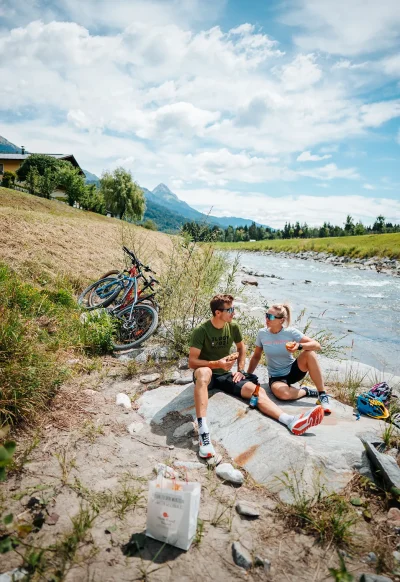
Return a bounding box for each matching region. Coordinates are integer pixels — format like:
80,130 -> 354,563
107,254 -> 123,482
116,349 -> 144,362
241,277 -> 258,286
359,573 -> 394,582
361,437 -> 400,491
127,422 -> 144,435
178,357 -> 189,370
0,570 -> 28,582
367,552 -> 377,563
115,393 -> 131,409
393,550 -> 400,562
388,507 -> 400,522
216,463 -> 245,485
163,370 -> 181,384
232,541 -> 252,570
147,346 -> 171,362
387,448 -> 398,459
140,373 -> 161,384
236,501 -> 260,518
174,461 -> 204,470
175,376 -> 193,385
173,422 -> 195,439
138,384 -> 387,501
254,556 -> 271,572
46,512 -> 60,525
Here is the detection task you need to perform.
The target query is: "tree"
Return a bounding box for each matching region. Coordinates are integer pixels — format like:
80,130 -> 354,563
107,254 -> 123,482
101,167 -> 145,221
80,184 -> 106,214
39,167 -> 58,199
16,154 -> 61,182
1,171 -> 16,189
248,221 -> 257,240
373,215 -> 386,233
354,221 -> 365,235
26,167 -> 40,195
57,165 -> 85,207
344,215 -> 355,235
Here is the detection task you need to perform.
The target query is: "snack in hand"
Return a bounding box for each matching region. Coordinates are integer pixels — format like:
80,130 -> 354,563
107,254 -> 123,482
286,341 -> 297,351
225,351 -> 239,362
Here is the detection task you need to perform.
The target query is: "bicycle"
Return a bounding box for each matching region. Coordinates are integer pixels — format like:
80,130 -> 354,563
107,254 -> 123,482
78,247 -> 159,350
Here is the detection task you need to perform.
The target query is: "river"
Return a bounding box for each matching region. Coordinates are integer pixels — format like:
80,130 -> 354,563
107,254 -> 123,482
227,252 -> 400,376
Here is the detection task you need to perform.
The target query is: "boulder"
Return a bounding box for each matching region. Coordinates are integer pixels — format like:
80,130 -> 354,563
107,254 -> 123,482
140,373 -> 161,384
241,277 -> 258,286
216,463 -> 245,485
361,436 -> 400,490
138,383 -> 387,501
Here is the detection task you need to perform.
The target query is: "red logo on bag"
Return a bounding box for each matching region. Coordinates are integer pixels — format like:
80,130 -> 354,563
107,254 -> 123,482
163,512 -> 169,518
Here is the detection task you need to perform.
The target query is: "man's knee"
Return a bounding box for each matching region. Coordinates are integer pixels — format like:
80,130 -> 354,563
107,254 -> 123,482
270,384 -> 291,400
194,367 -> 212,387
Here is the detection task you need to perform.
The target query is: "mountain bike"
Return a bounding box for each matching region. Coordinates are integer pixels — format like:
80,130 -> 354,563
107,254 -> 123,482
78,247 -> 159,350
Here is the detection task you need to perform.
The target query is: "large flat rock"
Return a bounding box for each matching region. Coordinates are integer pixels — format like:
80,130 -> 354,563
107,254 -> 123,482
138,384 -> 385,501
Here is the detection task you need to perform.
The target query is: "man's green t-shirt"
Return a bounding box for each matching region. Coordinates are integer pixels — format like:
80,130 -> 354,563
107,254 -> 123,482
190,320 -> 243,375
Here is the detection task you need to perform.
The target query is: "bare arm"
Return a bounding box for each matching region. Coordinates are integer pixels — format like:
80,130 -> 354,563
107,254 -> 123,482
235,341 -> 246,372
247,346 -> 263,374
188,347 -> 234,372
285,335 -> 321,353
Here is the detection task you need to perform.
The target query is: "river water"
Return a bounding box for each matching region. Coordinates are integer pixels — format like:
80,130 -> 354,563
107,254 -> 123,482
227,252 -> 400,375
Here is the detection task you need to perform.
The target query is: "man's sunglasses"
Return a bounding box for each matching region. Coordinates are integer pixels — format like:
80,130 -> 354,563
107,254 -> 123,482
220,307 -> 235,314
265,313 -> 284,320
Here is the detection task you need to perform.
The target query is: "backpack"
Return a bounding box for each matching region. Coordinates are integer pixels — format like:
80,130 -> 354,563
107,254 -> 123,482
356,392 -> 390,420
368,381 -> 393,405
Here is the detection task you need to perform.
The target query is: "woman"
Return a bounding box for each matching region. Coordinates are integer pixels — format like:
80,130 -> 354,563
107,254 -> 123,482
247,303 -> 331,414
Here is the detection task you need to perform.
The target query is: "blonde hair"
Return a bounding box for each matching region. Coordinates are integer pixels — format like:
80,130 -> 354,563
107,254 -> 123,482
270,303 -> 291,326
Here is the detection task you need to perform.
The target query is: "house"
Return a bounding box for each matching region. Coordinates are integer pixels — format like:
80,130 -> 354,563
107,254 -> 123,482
0,152 -> 84,177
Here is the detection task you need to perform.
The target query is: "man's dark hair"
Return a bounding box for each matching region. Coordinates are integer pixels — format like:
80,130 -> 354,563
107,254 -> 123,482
210,294 -> 234,316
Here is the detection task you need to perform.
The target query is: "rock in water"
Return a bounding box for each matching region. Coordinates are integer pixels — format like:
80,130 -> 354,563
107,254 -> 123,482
232,542 -> 252,570
216,463 -> 244,485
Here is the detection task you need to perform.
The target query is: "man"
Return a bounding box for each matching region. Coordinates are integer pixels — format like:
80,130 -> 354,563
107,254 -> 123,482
189,294 -> 324,458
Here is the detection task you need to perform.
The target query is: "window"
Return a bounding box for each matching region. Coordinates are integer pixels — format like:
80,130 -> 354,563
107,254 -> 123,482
0,164 -> 3,175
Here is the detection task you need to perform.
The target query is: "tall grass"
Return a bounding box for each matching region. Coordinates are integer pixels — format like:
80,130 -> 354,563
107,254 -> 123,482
215,233 -> 400,260
0,264 -> 114,426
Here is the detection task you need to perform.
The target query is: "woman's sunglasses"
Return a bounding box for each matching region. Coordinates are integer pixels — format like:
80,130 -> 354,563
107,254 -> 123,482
265,313 -> 284,321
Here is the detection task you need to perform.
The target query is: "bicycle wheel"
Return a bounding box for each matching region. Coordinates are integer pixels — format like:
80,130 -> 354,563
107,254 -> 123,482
78,277 -> 123,310
112,304 -> 158,350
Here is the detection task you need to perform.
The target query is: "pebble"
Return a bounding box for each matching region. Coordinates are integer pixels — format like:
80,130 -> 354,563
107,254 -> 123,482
175,376 -> 193,385
216,463 -> 245,485
173,461 -> 204,470
0,571 -> 27,582
236,501 -> 260,518
367,552 -> 377,563
232,541 -> 252,570
360,574 -> 394,582
127,422 -> 144,435
388,507 -> 400,522
173,422 -> 195,439
393,550 -> 400,562
115,393 -> 131,409
254,556 -> 271,572
140,373 -> 161,384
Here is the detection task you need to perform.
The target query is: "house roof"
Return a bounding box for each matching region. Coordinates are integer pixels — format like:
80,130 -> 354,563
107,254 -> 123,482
0,153 -> 84,174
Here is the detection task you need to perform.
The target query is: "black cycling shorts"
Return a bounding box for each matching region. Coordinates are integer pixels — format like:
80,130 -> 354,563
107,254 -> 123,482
193,371 -> 258,398
268,359 -> 306,388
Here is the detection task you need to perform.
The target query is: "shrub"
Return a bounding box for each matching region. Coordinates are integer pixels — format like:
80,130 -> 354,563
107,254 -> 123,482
1,171 -> 16,189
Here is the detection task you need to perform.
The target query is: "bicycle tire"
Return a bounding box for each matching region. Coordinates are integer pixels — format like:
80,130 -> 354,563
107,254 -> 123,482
112,304 -> 158,350
78,277 -> 123,310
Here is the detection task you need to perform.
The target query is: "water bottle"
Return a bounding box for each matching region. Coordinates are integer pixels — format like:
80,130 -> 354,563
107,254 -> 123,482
249,384 -> 260,409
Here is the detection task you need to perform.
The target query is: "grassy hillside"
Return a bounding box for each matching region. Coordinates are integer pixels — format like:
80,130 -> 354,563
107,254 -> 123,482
215,233 -> 400,259
0,187 -> 173,286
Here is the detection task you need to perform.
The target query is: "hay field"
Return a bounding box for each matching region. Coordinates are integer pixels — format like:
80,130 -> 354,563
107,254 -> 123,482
0,188 -> 173,286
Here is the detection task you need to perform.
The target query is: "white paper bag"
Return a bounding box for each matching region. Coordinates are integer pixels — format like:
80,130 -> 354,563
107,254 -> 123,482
146,477 -> 201,551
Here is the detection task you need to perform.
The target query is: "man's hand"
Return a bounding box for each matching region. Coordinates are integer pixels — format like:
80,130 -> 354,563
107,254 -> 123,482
217,357 -> 235,372
232,371 -> 245,383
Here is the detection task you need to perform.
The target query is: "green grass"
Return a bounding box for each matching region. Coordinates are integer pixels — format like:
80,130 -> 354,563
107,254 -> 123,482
0,263 -> 114,427
214,232 -> 400,260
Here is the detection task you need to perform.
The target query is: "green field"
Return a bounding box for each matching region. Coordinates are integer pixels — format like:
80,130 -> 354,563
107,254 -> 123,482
215,232 -> 400,259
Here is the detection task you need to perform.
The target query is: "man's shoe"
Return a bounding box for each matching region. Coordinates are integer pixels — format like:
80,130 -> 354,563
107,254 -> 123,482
288,406 -> 324,436
199,432 -> 216,458
301,385 -> 319,398
316,393 -> 332,415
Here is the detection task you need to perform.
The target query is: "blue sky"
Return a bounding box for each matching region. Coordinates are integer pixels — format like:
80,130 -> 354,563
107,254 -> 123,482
0,0 -> 399,228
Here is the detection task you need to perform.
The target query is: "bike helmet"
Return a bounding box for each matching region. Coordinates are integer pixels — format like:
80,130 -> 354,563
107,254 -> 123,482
356,392 -> 390,420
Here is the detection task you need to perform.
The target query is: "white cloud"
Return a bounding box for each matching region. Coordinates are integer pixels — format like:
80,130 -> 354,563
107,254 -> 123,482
298,163 -> 359,180
363,184 -> 375,190
274,53 -> 321,90
332,59 -> 368,70
283,0 -> 400,56
297,151 -> 332,162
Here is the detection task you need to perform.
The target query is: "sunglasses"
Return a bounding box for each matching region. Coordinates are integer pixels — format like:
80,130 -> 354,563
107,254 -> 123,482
220,307 -> 235,314
265,313 -> 284,320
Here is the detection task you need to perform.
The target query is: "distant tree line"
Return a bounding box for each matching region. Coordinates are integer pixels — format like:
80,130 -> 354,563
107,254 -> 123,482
1,154 -> 148,225
181,214 -> 400,242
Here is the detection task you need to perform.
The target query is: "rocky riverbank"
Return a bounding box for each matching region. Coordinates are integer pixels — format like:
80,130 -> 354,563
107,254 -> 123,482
246,249 -> 400,277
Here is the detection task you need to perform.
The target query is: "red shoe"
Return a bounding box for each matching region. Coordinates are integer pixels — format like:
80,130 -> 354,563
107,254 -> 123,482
288,406 -> 324,436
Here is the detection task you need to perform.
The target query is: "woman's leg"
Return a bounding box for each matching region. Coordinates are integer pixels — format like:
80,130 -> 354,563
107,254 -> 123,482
296,351 -> 325,391
270,380 -> 307,400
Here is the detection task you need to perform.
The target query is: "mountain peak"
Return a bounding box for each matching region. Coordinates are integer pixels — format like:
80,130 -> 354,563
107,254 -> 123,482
152,183 -> 172,194
152,183 -> 180,202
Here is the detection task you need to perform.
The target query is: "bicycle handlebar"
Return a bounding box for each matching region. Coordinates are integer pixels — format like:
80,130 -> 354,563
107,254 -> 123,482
123,246 -> 156,275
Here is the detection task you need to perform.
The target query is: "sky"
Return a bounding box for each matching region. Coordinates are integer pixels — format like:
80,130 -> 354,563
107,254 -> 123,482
0,0 -> 399,228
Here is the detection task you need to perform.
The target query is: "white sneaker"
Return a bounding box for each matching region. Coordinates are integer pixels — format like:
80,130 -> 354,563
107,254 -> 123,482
288,406 -> 324,436
316,393 -> 332,415
199,432 -> 216,458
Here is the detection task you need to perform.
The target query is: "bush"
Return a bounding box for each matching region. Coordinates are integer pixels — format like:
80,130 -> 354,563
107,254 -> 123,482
1,171 -> 16,189
0,264 -> 114,426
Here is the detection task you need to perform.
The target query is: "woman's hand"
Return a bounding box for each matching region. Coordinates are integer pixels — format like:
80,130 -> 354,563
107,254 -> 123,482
286,341 -> 299,353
